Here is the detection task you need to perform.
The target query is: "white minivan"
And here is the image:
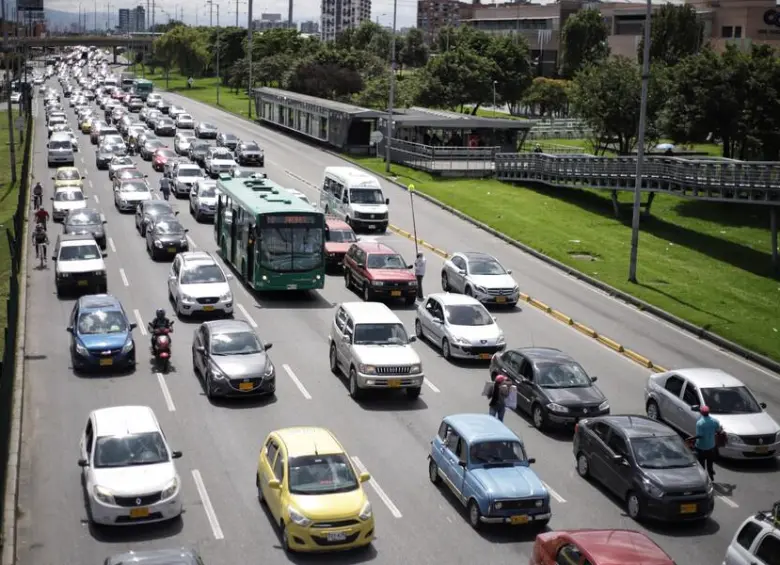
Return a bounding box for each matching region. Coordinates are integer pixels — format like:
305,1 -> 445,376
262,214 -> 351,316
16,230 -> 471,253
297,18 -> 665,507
47,132 -> 75,167
320,166 -> 389,233
723,504 -> 780,565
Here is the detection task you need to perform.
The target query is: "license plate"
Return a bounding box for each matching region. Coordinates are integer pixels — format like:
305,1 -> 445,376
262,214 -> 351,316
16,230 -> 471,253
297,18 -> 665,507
99,358 -> 113,366
129,507 -> 149,518
479,353 -> 492,360
680,503 -> 697,514
390,290 -> 401,297
203,305 -> 214,312
367,225 -> 376,230
388,379 -> 401,388
287,284 -> 298,290
495,296 -> 507,303
510,515 -> 529,525
77,280 -> 89,286
239,382 -> 253,391
167,247 -> 176,252
326,532 -> 347,542
755,446 -> 769,454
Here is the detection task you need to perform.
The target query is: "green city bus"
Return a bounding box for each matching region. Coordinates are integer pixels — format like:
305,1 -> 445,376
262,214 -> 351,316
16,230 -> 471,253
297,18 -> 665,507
215,174 -> 326,291
131,79 -> 154,100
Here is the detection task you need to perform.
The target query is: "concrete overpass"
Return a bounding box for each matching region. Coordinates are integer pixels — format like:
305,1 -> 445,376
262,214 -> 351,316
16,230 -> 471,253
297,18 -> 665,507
0,34 -> 156,49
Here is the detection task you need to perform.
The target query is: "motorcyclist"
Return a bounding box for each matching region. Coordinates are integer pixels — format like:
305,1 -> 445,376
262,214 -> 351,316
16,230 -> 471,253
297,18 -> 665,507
149,308 -> 173,351
32,181 -> 43,208
34,207 -> 49,230
32,223 -> 49,260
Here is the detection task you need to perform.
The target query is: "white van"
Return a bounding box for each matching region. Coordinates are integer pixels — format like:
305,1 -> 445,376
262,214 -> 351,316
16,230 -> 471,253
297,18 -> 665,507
723,504 -> 780,565
320,166 -> 389,233
47,132 -> 75,167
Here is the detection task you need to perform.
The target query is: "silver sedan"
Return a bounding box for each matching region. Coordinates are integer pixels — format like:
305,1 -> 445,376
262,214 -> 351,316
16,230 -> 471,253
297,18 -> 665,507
440,251 -> 520,306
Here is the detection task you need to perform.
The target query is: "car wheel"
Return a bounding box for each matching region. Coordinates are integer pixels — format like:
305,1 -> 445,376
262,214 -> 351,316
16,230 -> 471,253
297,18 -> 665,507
348,368 -> 361,400
406,387 -> 421,400
255,473 -> 265,504
532,404 -> 547,430
441,339 -> 452,360
428,459 -> 441,485
467,500 -> 482,530
441,271 -> 449,292
280,522 -> 291,553
646,399 -> 661,421
626,492 -> 642,520
205,373 -> 215,399
414,319 -> 423,339
329,343 -> 339,375
576,452 -> 590,478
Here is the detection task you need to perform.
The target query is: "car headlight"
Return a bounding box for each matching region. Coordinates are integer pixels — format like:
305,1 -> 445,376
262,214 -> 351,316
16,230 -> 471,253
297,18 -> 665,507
727,433 -> 742,445
181,294 -> 195,303
474,285 -> 487,294
493,501 -> 503,510
160,477 -> 179,499
452,335 -> 470,346
287,506 -> 312,527
546,403 -> 569,413
93,485 -> 115,504
154,240 -> 163,248
219,291 -> 232,302
706,479 -> 714,495
263,361 -> 275,378
372,280 -> 384,286
358,364 -> 376,374
598,400 -> 610,411
408,280 -> 417,287
358,500 -> 372,521
121,339 -> 134,354
641,478 -> 664,498
410,364 -> 422,374
180,238 -> 188,246
75,342 -> 88,356
209,362 -> 226,380
496,334 -> 506,345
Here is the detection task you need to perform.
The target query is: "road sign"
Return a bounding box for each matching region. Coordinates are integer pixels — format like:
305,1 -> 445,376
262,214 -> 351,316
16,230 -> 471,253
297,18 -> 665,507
14,117 -> 24,131
370,131 -> 383,145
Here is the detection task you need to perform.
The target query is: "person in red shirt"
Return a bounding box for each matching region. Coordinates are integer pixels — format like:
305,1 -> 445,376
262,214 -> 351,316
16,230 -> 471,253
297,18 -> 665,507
34,207 -> 49,229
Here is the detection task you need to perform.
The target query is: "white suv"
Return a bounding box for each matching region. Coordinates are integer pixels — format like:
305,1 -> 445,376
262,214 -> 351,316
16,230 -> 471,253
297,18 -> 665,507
328,302 -> 424,400
54,234 -> 107,296
78,405 -> 183,526
723,504 -> 780,565
168,251 -> 233,317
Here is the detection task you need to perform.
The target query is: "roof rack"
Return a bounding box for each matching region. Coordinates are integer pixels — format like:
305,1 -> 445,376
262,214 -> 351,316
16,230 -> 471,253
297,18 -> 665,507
755,501 -> 780,526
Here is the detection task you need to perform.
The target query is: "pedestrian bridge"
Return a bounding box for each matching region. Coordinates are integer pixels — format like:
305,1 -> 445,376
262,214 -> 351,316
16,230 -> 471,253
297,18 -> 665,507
0,34 -> 156,48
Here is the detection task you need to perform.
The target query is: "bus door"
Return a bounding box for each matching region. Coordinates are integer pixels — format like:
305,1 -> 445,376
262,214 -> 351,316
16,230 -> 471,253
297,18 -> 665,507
245,220 -> 256,281
229,208 -> 238,265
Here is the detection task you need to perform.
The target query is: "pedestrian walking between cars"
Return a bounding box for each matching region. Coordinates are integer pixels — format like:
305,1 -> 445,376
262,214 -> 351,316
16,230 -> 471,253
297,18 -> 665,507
414,252 -> 426,299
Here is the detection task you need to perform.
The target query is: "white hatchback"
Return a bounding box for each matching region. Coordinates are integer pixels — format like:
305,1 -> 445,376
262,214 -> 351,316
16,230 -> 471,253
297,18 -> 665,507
52,186 -> 88,222
168,251 -> 234,317
78,405 -> 183,526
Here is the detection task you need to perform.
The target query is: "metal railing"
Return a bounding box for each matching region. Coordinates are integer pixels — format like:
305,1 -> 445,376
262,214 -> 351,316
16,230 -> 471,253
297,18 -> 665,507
382,139 -> 498,176
495,153 -> 780,204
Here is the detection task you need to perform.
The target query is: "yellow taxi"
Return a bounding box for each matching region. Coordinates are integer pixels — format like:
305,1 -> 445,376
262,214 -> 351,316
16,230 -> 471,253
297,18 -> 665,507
256,427 -> 374,553
52,166 -> 84,189
80,116 -> 94,133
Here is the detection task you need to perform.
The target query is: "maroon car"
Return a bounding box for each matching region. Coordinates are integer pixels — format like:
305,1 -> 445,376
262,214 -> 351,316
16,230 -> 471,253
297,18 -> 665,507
325,217 -> 357,271
343,241 -> 417,305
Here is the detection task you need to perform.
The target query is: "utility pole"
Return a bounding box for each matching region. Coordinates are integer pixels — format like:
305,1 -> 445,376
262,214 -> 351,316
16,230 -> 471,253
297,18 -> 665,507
287,0 -> 292,30
152,0 -> 155,30
384,0 -> 397,173
247,0 -> 253,117
235,0 -> 239,26
206,0 -> 213,27
215,4 -> 220,105
2,0 -> 17,183
94,0 -> 97,31
146,0 -> 150,30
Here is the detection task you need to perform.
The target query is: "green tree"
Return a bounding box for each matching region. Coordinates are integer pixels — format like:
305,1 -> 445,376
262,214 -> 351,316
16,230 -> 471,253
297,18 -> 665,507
523,77 -> 570,117
256,53 -> 296,87
488,34 -> 533,114
284,48 -> 364,100
415,48 -> 498,113
153,26 -> 210,77
741,45 -> 780,160
211,27 -> 247,84
352,71 -> 415,110
639,3 -> 703,67
399,28 -> 429,69
559,9 -> 610,78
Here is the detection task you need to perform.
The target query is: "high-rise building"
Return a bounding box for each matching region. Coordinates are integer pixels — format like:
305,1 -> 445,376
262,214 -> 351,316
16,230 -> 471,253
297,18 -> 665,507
417,0 -> 465,45
117,5 -> 145,31
118,8 -> 130,31
300,20 -> 320,34
254,13 -> 288,30
320,0 -> 371,42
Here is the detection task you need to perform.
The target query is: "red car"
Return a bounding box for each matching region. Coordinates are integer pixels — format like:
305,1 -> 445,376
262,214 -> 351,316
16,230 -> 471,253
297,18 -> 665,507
343,241 -> 417,304
152,148 -> 177,172
530,530 -> 675,565
324,217 -> 357,271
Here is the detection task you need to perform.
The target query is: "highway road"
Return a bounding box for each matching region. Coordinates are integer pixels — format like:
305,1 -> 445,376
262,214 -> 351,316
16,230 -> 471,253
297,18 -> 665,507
14,79 -> 780,565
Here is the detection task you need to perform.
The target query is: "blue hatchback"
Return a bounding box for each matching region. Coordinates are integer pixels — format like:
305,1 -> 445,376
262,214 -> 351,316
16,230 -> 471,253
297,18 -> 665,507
67,294 -> 137,371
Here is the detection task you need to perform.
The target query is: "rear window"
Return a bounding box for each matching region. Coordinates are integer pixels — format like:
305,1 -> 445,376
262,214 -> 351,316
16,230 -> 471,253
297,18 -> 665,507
736,521 -> 763,550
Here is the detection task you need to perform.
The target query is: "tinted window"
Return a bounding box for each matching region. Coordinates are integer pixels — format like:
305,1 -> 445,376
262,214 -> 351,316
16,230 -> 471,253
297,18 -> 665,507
349,188 -> 384,204
736,521 -> 762,550
353,323 -> 408,345
78,310 -> 127,334
56,169 -> 80,180
607,432 -> 628,456
664,375 -> 684,396
445,304 -> 493,327
178,166 -> 201,177
756,534 -> 780,565
468,258 -> 506,275
326,229 -> 356,243
67,211 -> 100,225
682,384 -> 699,406
288,454 -> 359,495
556,544 -> 583,565
210,330 -> 263,355
536,361 -> 592,388
366,253 -> 405,269
701,387 -> 761,415
241,142 -> 259,150
470,441 -> 526,464
631,435 -> 697,469
181,264 -> 226,284
59,244 -> 100,261
154,221 -> 185,234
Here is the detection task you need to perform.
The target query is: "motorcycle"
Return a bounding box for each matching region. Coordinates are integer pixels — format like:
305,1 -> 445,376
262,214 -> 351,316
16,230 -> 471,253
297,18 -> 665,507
149,321 -> 174,372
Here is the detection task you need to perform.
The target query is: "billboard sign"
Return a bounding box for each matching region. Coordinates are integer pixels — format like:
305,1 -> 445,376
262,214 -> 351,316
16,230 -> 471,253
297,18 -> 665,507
17,0 -> 44,11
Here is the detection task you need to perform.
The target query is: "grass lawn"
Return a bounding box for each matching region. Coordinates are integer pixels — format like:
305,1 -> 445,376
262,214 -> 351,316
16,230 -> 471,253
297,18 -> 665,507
0,110 -> 23,357
530,137 -> 723,157
350,157 -> 780,362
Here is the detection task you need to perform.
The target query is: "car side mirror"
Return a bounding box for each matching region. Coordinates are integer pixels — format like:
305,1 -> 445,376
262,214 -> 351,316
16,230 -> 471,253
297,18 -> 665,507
144,174 -> 148,178
590,376 -> 598,382
760,402 -> 767,409
78,458 -> 89,467
359,472 -> 370,483
174,210 -> 180,215
66,326 -> 73,333
171,450 -> 183,459
527,458 -> 536,464
81,175 -> 85,179
51,176 -> 55,180
612,454 -> 624,464
268,479 -> 281,490
264,343 -> 273,351
458,460 -> 467,468
226,274 -> 233,280
432,317 -> 442,324
690,405 -> 700,412
102,252 -> 108,258
195,345 -> 205,353
50,197 -> 54,200
129,323 -> 137,330
184,228 -> 190,233
407,264 -> 413,269
457,269 -> 466,275
408,335 -> 417,343
342,334 -> 351,343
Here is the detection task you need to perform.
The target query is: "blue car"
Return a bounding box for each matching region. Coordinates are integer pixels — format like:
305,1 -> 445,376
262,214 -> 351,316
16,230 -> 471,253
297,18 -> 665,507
428,413 -> 551,529
67,294 -> 137,371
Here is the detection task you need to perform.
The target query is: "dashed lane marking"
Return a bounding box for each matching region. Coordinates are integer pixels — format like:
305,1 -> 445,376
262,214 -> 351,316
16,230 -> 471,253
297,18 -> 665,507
236,303 -> 257,328
351,456 -> 402,518
119,268 -> 129,287
108,237 -> 116,253
424,378 -> 440,393
282,364 -> 312,400
192,470 -> 225,540
542,482 -> 566,503
186,235 -> 197,249
88,179 -> 93,189
133,309 -> 147,335
717,495 -> 739,509
156,372 -> 176,411
93,194 -> 99,204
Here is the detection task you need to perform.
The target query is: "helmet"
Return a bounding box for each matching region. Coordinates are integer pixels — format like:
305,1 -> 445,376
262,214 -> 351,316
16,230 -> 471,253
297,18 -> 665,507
495,374 -> 508,384
700,405 -> 710,415
38,207 -> 45,212
155,308 -> 166,318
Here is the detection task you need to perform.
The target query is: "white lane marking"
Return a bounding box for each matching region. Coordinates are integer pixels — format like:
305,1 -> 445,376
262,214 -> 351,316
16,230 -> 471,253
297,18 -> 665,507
191,470 -> 225,540
88,179 -> 93,189
236,303 -> 257,328
542,482 -> 566,503
80,156 -> 85,164
119,268 -> 129,286
93,194 -> 99,204
108,237 -> 116,253
282,364 -> 312,400
350,456 -> 402,518
153,192 -> 160,200
186,235 -> 197,249
424,378 -> 440,393
83,169 -> 88,177
717,495 -> 739,509
133,309 -> 147,335
156,372 -> 176,411
285,169 -> 317,189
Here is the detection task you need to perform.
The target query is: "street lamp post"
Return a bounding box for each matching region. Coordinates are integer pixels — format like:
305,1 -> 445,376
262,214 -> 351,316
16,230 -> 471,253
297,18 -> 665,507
409,184 -> 419,257
247,0 -> 253,118
384,0 -> 398,173
215,4 -> 221,106
628,0 -> 653,283
492,80 -> 497,117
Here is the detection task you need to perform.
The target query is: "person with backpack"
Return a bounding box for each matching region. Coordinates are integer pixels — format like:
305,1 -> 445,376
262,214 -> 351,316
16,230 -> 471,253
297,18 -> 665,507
489,374 -> 511,422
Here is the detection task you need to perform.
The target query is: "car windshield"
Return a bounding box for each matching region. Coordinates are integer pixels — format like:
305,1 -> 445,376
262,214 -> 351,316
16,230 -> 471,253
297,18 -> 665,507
199,186 -> 217,198
147,140 -> 164,148
536,361 -> 592,388
157,150 -> 176,158
93,432 -> 169,468
178,134 -> 195,142
701,386 -> 762,415
55,190 -> 84,201
468,259 -> 506,275
50,140 -> 71,149
179,114 -> 192,121
78,310 -> 127,334
119,170 -> 142,178
68,211 -> 100,225
181,264 -> 226,284
241,142 -> 259,150
327,229 -> 356,243
155,221 -> 184,235
211,330 -> 263,355
349,188 -> 384,204
112,156 -> 133,165
120,182 -> 148,193
146,204 -> 174,217
56,169 -> 79,180
59,244 -> 100,261
366,254 -> 406,269
192,142 -> 209,151
632,436 -> 697,469
445,304 -> 494,326
223,134 -> 237,141
200,123 -> 215,129
288,454 -> 359,495
353,323 -> 409,345
469,441 -> 527,465
211,150 -> 232,159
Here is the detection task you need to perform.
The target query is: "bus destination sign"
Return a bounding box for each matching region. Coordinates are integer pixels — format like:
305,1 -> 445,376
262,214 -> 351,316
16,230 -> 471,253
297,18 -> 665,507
263,215 -> 317,225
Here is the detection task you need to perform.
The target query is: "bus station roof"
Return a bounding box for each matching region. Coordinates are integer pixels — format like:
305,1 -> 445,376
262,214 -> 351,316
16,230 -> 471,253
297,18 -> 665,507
254,87 -> 385,118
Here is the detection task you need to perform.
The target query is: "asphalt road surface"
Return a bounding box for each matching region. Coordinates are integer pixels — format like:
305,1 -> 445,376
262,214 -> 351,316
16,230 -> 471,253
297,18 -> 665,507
15,79 -> 780,565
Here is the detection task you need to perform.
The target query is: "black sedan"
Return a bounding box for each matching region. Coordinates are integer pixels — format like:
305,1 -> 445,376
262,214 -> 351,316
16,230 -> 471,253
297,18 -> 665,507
489,347 -> 609,430
135,200 -> 178,236
188,141 -> 211,166
216,132 -> 238,151
145,217 -> 189,260
95,143 -> 125,169
194,122 -> 218,139
141,139 -> 167,160
573,415 -> 715,522
63,208 -> 107,249
112,168 -> 147,190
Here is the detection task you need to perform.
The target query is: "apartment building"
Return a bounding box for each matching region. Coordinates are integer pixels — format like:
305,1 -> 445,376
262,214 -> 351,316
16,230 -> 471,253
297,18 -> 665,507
118,5 -> 145,32
320,0 -> 371,41
417,0 -> 466,44
300,20 -> 320,34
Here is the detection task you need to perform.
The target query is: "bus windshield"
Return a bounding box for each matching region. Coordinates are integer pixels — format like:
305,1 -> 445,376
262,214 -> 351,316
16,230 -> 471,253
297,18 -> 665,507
259,225 -> 323,272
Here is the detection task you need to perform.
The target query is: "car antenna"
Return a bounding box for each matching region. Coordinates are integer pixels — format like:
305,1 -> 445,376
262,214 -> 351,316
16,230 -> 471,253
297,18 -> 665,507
313,441 -> 319,456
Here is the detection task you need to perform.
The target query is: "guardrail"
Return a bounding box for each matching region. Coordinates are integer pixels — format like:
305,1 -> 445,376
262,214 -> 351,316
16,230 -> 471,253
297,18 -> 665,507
382,139 -> 498,177
495,153 -> 780,203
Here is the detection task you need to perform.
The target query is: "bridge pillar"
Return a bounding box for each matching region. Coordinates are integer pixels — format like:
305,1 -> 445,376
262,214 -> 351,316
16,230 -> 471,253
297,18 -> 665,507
771,207 -> 778,270
113,46 -> 118,64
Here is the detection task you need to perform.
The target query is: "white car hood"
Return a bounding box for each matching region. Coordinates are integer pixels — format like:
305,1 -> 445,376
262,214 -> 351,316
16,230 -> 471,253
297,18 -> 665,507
352,344 -> 420,365
53,201 -> 87,212
119,192 -> 152,202
177,141 -> 192,150
181,281 -> 230,298
176,176 -> 201,184
57,258 -> 104,274
717,411 -> 780,436
197,196 -> 218,206
468,274 -> 517,290
209,158 -> 237,166
351,203 -> 388,215
447,323 -> 503,344
93,462 -> 176,496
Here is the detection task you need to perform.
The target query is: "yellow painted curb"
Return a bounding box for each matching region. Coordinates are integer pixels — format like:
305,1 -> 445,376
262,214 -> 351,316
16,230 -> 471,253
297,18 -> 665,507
519,292 -> 530,302
529,298 -> 551,313
550,310 -> 573,325
572,322 -> 597,338
624,349 -> 653,368
652,365 -> 668,373
597,335 -> 624,353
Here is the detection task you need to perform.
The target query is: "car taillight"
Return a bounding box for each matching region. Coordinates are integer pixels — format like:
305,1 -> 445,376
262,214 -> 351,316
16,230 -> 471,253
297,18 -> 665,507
574,423 -> 579,434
